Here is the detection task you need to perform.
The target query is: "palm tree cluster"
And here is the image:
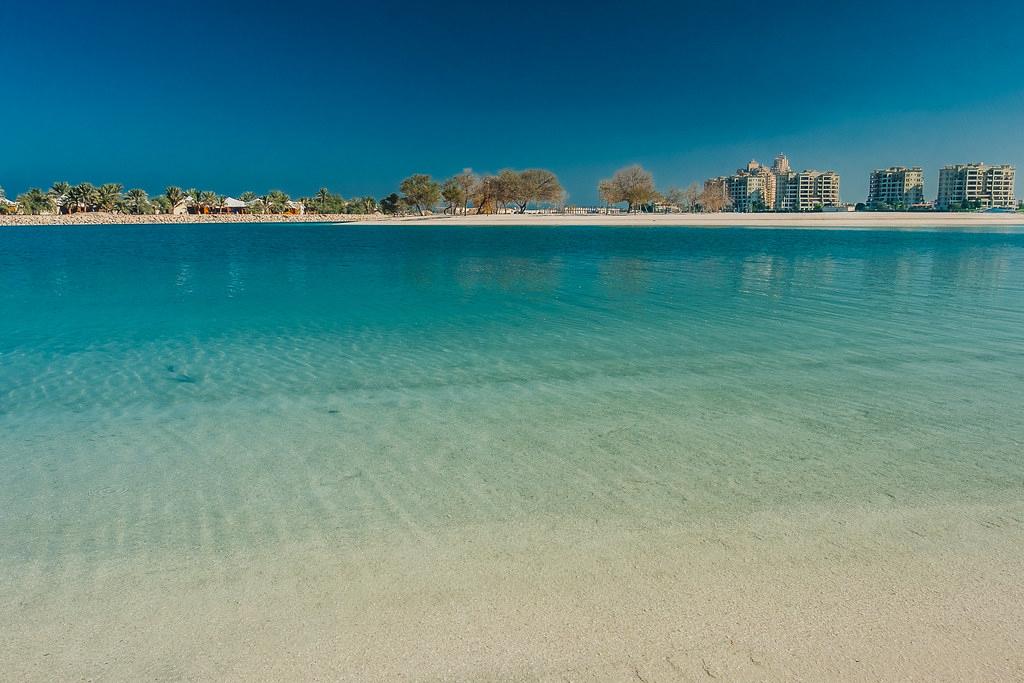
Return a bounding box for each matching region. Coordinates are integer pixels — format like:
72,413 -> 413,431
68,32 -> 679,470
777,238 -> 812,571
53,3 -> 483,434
13,182 -> 131,215
5,182 -> 384,216
301,188 -> 379,215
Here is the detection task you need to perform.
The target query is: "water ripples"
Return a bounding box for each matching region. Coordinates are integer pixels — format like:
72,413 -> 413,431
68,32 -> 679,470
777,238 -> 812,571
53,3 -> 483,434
2,225 -> 1024,569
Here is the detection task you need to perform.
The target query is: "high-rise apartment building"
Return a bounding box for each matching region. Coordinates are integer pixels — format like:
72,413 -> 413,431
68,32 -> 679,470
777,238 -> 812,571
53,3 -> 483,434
774,169 -> 841,212
935,163 -> 1016,210
867,167 -> 924,207
772,153 -> 790,175
721,160 -> 778,212
703,154 -> 840,212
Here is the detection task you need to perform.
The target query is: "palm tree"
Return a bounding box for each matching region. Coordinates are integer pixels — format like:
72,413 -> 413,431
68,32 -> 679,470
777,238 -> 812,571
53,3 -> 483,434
96,183 -> 123,212
164,186 -> 185,214
184,188 -> 202,214
198,191 -> 220,213
16,188 -> 56,215
49,181 -> 71,214
355,196 -> 378,214
264,190 -> 291,214
123,188 -> 150,215
68,183 -> 97,213
237,191 -> 258,214
151,196 -> 172,214
314,187 -> 331,213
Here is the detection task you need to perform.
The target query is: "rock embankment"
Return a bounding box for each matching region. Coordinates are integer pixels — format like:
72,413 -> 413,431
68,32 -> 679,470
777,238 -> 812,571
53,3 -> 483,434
0,213 -> 380,226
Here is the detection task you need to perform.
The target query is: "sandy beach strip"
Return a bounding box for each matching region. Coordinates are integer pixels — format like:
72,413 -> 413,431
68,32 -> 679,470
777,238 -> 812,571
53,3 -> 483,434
373,211 -> 1024,230
2,211 -> 1023,229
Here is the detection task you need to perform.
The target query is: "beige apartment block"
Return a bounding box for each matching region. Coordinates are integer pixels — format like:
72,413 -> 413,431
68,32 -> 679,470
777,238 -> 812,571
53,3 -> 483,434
775,169 -> 841,212
868,167 -> 924,207
704,154 -> 840,212
936,163 -> 1016,209
722,160 -> 778,212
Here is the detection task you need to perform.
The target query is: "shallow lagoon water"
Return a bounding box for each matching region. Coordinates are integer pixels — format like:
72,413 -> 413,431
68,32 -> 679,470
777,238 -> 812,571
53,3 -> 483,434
2,224 -> 1024,679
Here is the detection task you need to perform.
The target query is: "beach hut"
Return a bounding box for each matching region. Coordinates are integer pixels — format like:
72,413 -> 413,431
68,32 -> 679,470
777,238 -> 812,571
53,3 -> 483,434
0,197 -> 19,214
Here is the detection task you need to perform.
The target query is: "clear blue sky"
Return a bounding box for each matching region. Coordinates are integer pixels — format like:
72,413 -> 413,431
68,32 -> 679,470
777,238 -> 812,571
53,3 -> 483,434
3,0 -> 1022,204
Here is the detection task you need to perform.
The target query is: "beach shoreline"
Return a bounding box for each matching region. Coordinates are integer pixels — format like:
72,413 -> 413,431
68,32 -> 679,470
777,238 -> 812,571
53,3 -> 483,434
3,210 -> 1024,229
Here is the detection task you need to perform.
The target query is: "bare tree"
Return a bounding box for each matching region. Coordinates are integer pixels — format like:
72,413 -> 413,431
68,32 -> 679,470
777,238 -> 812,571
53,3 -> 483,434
504,169 -> 564,213
598,165 -> 657,213
662,182 -> 700,213
598,179 -> 620,213
494,170 -> 521,213
453,169 -> 478,215
698,179 -> 732,213
683,182 -> 700,212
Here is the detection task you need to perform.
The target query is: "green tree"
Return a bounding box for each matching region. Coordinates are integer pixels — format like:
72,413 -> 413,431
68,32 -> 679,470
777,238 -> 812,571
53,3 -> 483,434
152,196 -> 172,214
17,188 -> 56,215
198,191 -> 221,213
313,187 -> 333,213
348,196 -> 377,214
95,183 -> 124,212
379,193 -> 403,215
184,188 -> 202,213
306,188 -> 347,213
68,183 -> 97,213
121,189 -> 151,215
164,186 -> 185,214
441,177 -> 467,215
264,190 -> 291,213
399,174 -> 441,215
49,182 -> 71,214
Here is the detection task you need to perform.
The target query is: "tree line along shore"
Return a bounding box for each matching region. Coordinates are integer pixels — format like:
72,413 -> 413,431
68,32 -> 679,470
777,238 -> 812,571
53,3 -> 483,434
2,164 -> 1021,218
0,169 -> 565,218
0,165 -> 792,218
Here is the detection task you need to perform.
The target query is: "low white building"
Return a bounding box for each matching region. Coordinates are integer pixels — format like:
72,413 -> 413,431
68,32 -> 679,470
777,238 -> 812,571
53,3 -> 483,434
221,197 -> 248,213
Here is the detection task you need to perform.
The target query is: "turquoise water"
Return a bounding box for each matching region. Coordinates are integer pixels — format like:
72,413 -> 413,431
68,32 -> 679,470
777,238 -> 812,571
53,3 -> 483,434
2,224 -> 1024,563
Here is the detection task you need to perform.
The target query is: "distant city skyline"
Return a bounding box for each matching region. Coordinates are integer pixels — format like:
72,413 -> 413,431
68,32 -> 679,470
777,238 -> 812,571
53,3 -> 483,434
2,0 -> 1022,204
